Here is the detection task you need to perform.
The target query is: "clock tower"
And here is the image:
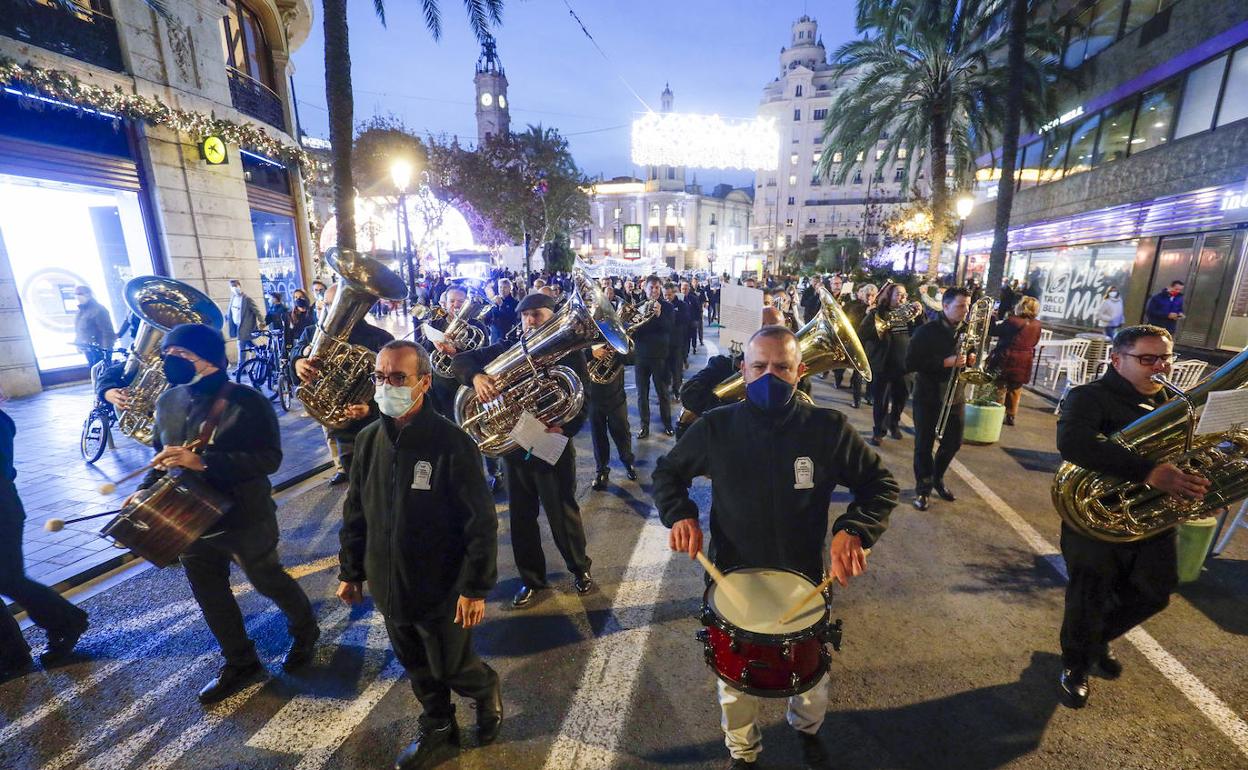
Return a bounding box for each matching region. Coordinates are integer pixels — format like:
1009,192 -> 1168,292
474,35 -> 510,145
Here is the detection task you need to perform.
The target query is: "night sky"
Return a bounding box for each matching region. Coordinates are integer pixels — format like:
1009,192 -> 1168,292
290,0 -> 859,189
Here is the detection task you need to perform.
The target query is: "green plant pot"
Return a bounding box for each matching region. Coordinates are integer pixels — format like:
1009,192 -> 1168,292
1177,516 -> 1219,584
963,403 -> 1006,445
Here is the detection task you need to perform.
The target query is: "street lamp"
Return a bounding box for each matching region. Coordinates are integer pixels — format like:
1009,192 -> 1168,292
953,193 -> 974,286
390,160 -> 416,313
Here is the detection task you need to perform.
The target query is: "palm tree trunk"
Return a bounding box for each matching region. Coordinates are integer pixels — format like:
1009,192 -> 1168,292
985,0 -> 1029,300
927,108 -> 949,281
323,0 -> 356,252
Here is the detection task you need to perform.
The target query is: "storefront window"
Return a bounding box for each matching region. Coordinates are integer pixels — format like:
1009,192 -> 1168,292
0,174 -> 154,372
1217,46 -> 1248,128
1174,55 -> 1227,139
1218,236 -> 1248,351
1095,99 -> 1136,165
1065,113 -> 1101,176
1130,78 -> 1181,155
250,209 -> 301,304
1029,241 -> 1136,329
1039,126 -> 1071,184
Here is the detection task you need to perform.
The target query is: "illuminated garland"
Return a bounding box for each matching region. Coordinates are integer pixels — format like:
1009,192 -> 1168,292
0,56 -> 312,176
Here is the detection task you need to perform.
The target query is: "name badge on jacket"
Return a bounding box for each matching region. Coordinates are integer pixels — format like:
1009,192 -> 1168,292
793,457 -> 814,490
412,460 -> 433,490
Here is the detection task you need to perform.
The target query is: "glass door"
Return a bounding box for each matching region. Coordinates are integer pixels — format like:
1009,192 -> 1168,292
1178,231 -> 1237,348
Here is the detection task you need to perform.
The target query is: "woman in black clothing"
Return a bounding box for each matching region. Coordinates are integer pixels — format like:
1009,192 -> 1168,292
858,283 -> 920,445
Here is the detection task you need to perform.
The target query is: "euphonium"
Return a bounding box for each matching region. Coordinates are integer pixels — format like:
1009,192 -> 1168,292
709,286 -> 872,404
295,248 -> 407,429
430,296 -> 487,378
873,299 -> 925,337
587,298 -> 650,385
412,304 -> 448,324
453,287 -> 628,456
959,296 -> 996,386
115,277 -> 225,446
1052,349 -> 1248,543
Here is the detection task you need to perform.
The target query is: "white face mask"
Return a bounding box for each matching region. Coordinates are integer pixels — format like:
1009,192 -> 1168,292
1109,292 -> 1119,299
375,383 -> 415,418
230,286 -> 241,296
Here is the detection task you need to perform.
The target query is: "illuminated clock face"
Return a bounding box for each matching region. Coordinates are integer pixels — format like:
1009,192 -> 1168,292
498,94 -> 506,109
480,92 -> 493,107
201,136 -> 227,165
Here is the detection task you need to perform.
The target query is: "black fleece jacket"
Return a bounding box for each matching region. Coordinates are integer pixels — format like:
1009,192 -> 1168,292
1056,366 -> 1167,484
905,315 -> 961,403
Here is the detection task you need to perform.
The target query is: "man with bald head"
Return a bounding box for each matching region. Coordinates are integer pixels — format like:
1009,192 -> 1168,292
654,325 -> 899,770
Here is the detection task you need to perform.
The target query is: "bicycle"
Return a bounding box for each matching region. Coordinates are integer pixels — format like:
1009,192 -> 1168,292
235,328 -> 293,412
78,344 -> 128,463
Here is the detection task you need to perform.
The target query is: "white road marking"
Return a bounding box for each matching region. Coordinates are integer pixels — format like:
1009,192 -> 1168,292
77,718 -> 167,770
949,456 -> 1248,757
545,512 -> 673,769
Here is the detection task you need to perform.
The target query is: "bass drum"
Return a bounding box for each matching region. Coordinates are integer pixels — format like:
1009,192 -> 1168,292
102,470 -> 232,568
697,567 -> 842,698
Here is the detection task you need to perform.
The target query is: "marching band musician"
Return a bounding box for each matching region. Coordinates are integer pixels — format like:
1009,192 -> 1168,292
587,334 -> 637,492
858,283 -> 919,446
452,292 -> 595,608
291,283 -> 393,486
841,284 -> 877,410
664,282 -> 691,402
418,286 -> 487,419
904,287 -> 972,511
1054,325 -> 1207,708
136,323 -> 319,703
338,340 -> 501,768
654,325 -> 899,770
633,277 -> 676,438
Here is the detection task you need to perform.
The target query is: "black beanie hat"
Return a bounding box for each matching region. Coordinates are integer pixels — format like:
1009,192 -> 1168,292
162,323 -> 228,369
516,292 -> 558,313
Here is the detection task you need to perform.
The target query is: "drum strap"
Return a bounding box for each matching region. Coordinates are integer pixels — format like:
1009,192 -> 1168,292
192,381 -> 235,451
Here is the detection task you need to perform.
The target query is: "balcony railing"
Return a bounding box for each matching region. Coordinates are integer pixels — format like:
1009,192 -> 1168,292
227,67 -> 286,132
1,0 -> 124,72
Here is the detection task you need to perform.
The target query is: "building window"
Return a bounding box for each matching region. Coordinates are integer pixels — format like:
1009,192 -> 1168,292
667,167 -> 676,180
789,175 -> 798,185
790,153 -> 800,165
1130,77 -> 1181,155
897,147 -> 908,159
1065,112 -> 1101,176
1174,55 -> 1226,139
893,166 -> 904,182
1084,0 -> 1123,61
808,217 -> 817,224
787,196 -> 796,205
855,151 -> 864,162
1124,0 -> 1177,37
785,218 -> 794,227
1218,47 -> 1248,128
1017,141 -> 1042,189
794,109 -> 801,121
813,135 -> 823,144
221,0 -> 276,90
831,151 -> 843,163
875,149 -> 884,160
795,85 -> 803,97
1039,126 -> 1071,183
812,108 -> 827,120
1095,98 -> 1136,165
852,169 -> 863,184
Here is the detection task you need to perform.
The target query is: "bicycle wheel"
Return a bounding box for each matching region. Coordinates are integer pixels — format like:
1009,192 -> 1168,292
277,373 -> 293,412
81,409 -> 109,464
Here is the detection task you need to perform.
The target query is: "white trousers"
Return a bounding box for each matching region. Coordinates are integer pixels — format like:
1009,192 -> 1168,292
717,674 -> 829,761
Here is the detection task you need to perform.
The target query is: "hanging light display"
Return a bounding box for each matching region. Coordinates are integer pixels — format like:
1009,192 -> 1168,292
630,112 -> 779,171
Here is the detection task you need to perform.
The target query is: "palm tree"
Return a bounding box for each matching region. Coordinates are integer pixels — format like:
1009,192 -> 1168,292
321,0 -> 502,253
817,0 -> 1056,279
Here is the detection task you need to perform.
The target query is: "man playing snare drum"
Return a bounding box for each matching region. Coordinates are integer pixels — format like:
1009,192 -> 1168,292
653,325 -> 899,770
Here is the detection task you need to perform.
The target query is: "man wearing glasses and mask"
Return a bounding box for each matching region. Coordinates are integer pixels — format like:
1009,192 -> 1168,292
1055,325 -> 1210,708
339,340 -> 500,769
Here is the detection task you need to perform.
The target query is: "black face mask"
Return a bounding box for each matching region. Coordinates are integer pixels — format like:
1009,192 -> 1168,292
163,355 -> 198,386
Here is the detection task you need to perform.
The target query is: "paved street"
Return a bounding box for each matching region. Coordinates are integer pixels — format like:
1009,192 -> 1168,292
2,327 -> 1246,770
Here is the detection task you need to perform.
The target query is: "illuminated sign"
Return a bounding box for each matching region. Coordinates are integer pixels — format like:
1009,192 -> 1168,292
623,224 -> 642,256
631,112 -> 779,171
1039,106 -> 1084,133
1222,187 -> 1248,212
199,135 -> 228,165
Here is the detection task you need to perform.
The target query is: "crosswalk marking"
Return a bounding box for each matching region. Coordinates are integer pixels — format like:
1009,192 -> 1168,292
77,718 -> 167,770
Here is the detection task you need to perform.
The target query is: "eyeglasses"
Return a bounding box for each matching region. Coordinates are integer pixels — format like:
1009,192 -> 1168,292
1121,353 -> 1174,366
370,372 -> 412,386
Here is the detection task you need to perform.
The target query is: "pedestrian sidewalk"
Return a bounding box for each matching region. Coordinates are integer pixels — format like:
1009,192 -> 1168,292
6,380 -> 333,593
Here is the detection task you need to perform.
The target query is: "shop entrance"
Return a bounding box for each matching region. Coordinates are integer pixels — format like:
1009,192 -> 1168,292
1149,230 -> 1242,349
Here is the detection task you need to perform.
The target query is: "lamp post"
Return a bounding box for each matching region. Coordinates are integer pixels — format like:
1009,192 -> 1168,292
390,159 -> 415,314
953,194 -> 974,287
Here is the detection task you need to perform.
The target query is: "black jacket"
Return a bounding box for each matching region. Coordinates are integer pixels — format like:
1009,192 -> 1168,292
140,372 -> 281,533
1,409 -> 22,523
586,347 -> 634,408
679,354 -> 738,418
451,335 -> 590,443
420,315 -> 487,418
666,298 -> 689,348
654,398 -> 899,583
859,308 -> 918,381
290,320 -> 394,439
684,290 -> 704,321
906,315 -> 961,403
632,299 -> 674,360
1056,366 -> 1166,483
338,406 -> 497,622
482,295 -> 519,340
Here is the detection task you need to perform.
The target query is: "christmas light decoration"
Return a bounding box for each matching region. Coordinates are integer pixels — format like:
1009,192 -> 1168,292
630,112 -> 779,171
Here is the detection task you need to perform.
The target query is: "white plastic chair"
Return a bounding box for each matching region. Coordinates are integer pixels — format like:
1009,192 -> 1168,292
1168,359 -> 1208,391
1213,500 -> 1248,556
1047,339 -> 1092,391
1054,346 -> 1097,415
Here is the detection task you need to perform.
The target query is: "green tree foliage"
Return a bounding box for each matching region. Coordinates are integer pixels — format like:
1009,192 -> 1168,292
351,116 -> 428,197
542,233 -> 576,273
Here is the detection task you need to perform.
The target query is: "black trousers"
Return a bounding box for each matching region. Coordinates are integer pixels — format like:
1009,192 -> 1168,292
385,603 -> 497,721
503,446 -> 591,588
179,521 -> 317,666
668,346 -> 686,398
1060,525 -> 1177,669
634,359 -> 672,429
911,396 -> 964,495
690,313 -> 704,350
870,373 -> 909,437
708,303 -> 719,323
850,371 -> 865,403
589,398 -> 634,471
1,496 -> 88,661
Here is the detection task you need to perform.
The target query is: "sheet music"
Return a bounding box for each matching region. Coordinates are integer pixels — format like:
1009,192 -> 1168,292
421,323 -> 446,344
508,411 -> 569,465
718,284 -> 764,350
1194,389 -> 1248,436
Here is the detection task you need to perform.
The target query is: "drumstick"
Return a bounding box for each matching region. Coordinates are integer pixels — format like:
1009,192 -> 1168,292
97,438 -> 204,495
694,552 -> 748,610
778,575 -> 835,625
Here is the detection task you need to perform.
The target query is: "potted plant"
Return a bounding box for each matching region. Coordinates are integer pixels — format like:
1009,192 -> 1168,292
963,383 -> 1006,445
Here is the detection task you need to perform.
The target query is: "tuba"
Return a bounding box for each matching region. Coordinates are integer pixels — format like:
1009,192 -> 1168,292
454,287 -> 628,456
430,296 -> 487,378
1052,351 -> 1248,543
295,248 -> 408,429
116,277 -> 224,446
873,299 -> 925,337
709,286 -> 872,405
573,271 -> 640,385
958,296 -> 997,386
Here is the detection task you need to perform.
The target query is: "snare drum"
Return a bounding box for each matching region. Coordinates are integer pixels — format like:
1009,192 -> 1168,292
697,567 -> 843,698
102,470 -> 231,568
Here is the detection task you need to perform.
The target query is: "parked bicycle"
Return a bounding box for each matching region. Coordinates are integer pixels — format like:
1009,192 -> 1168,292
235,327 -> 293,412
78,343 -> 128,463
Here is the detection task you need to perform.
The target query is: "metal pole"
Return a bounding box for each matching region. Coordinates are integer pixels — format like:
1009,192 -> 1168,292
953,218 -> 966,287
523,230 -> 532,288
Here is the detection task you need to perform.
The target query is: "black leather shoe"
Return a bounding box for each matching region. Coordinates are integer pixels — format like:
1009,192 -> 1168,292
198,661 -> 265,704
1096,646 -> 1123,679
395,716 -> 460,769
663,427 -> 675,437
912,495 -> 930,511
474,682 -> 503,745
282,625 -> 320,672
798,729 -> 832,770
868,436 -> 882,447
851,397 -> 860,409
636,428 -> 650,440
1060,667 -> 1089,708
933,483 -> 957,502
42,618 -> 89,665
0,651 -> 34,685
592,470 -> 610,491
889,426 -> 903,440
512,584 -> 544,608
727,758 -> 756,769
1004,414 -> 1016,426
328,472 -> 349,486
573,572 -> 595,595
625,464 -> 638,481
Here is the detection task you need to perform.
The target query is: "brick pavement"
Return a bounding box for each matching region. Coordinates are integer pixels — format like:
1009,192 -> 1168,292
6,380 -> 334,590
